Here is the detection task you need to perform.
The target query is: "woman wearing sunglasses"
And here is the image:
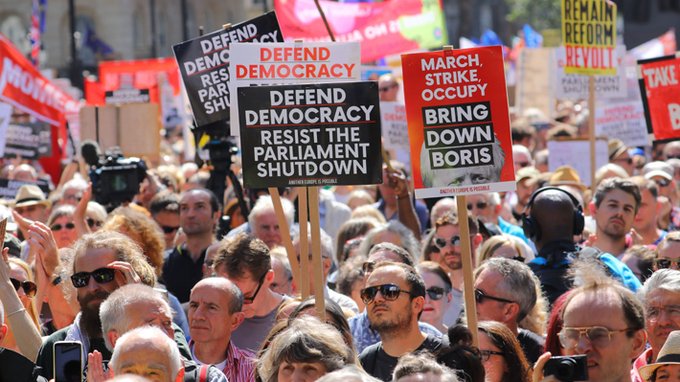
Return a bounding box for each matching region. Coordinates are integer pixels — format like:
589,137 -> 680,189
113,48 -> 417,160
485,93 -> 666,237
2,257 -> 41,356
47,205 -> 79,249
416,261 -> 453,333
478,321 -> 531,382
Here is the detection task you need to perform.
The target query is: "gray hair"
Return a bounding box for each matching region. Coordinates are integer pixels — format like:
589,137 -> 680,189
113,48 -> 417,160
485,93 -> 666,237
192,277 -> 244,314
486,192 -> 502,207
257,316 -> 354,382
638,269 -> 680,306
474,258 -> 538,321
110,326 -> 182,379
248,195 -> 294,230
100,284 -> 172,351
47,204 -> 76,226
358,220 -> 420,260
393,353 -> 460,382
270,247 -> 293,281
293,227 -> 334,261
316,365 -> 381,382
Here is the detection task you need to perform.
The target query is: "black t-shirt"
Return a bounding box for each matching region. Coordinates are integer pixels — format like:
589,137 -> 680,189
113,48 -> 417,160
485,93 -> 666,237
359,334 -> 444,381
517,329 -> 545,364
161,245 -> 207,303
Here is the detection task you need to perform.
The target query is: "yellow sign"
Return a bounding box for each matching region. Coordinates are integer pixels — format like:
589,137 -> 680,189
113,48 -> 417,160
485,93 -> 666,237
561,0 -> 617,75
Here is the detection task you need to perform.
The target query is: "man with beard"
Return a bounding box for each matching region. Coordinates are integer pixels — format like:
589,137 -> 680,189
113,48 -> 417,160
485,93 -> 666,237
162,188 -> 220,303
511,167 -> 540,223
359,262 -> 444,381
35,231 -> 159,380
589,178 -> 641,257
429,212 -> 482,325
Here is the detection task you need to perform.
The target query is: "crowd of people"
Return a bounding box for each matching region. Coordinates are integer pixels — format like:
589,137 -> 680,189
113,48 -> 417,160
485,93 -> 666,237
2,73 -> 680,382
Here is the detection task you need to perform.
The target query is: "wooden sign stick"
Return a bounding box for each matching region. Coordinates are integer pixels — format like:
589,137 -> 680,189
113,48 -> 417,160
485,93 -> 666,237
308,187 -> 326,320
456,195 -> 479,347
268,187 -> 301,289
298,187 -> 310,299
588,75 -> 597,194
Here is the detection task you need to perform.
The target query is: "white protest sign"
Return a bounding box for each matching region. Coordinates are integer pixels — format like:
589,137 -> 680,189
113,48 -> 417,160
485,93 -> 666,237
229,41 -> 361,135
555,46 -> 627,100
595,100 -> 649,147
0,103 -> 10,157
380,101 -> 411,170
515,48 -> 554,119
548,139 -> 608,187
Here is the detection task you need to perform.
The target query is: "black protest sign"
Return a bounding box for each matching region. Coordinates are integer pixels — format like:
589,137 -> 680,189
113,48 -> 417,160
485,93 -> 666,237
4,122 -> 52,159
239,82 -> 383,188
172,12 -> 283,128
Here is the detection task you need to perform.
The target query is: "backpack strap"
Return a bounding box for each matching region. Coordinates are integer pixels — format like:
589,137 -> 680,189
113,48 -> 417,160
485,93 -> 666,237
199,364 -> 209,382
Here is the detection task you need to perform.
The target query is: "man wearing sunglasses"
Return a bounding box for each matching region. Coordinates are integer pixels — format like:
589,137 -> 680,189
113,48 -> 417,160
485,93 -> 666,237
474,257 -> 544,364
35,231 -> 158,380
534,274 -> 646,382
162,188 -> 220,304
378,74 -> 400,102
149,192 -> 181,251
212,233 -> 287,353
359,262 -> 444,381
632,270 -> 680,382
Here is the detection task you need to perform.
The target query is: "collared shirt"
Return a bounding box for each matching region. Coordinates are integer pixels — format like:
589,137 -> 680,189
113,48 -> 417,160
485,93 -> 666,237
348,311 -> 442,354
631,347 -> 653,382
190,340 -> 256,382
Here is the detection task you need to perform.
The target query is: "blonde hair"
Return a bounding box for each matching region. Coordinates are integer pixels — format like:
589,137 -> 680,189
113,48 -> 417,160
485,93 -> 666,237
8,257 -> 40,328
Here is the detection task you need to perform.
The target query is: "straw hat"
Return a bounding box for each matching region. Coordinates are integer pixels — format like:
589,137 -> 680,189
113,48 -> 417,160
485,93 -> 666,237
548,166 -> 587,191
13,184 -> 51,209
516,166 -> 540,184
640,330 -> 680,381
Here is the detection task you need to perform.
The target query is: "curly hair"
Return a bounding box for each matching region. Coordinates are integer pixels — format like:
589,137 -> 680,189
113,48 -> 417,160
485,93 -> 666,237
103,207 -> 165,277
71,230 -> 156,286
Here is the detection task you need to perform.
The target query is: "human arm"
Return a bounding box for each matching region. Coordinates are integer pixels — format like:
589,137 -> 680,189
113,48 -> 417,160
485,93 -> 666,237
388,169 -> 422,240
73,183 -> 92,238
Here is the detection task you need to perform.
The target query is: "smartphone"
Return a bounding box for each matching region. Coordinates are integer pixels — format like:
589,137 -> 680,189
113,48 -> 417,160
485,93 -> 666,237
53,341 -> 83,382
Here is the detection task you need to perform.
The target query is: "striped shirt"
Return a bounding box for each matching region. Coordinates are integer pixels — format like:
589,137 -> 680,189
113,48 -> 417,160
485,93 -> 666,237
190,340 -> 256,382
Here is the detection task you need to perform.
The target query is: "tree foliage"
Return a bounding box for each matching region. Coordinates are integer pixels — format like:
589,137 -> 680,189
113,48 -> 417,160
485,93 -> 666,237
506,0 -> 561,31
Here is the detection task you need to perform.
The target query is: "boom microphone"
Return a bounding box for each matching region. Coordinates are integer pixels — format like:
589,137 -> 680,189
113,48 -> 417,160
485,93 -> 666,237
80,140 -> 102,168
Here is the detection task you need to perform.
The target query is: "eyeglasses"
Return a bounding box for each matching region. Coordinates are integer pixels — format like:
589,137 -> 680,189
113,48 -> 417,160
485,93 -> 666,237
467,201 -> 488,210
433,236 -> 461,249
613,157 -> 633,165
655,258 -> 680,269
379,84 -> 397,92
425,287 -> 447,301
558,326 -> 632,350
160,225 -> 180,234
243,272 -> 268,305
51,222 -> 75,231
516,161 -> 531,168
479,349 -> 504,362
87,218 -> 102,229
512,255 -> 526,263
70,267 -> 116,288
646,305 -> 680,322
474,288 -> 515,304
360,283 -> 415,304
10,278 -> 37,297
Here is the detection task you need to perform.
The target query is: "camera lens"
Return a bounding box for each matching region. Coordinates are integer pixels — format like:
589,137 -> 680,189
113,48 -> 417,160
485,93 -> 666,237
556,358 -> 576,380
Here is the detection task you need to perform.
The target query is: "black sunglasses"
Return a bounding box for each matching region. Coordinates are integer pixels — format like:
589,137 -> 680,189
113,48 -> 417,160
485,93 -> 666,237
655,178 -> 672,187
10,278 -> 37,297
467,201 -> 488,210
425,287 -> 447,301
243,272 -> 268,305
655,258 -> 680,269
51,222 -> 75,231
433,236 -> 461,249
360,283 -> 416,304
87,218 -> 102,228
474,288 -> 515,304
71,267 -> 116,288
160,225 -> 180,234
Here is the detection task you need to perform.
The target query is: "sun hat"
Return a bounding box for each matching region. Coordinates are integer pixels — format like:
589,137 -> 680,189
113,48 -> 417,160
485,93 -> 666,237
640,330 -> 680,381
13,184 -> 51,209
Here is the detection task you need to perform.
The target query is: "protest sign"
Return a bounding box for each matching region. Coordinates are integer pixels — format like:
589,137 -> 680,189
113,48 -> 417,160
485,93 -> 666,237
401,46 -> 515,199
173,12 -> 282,127
0,102 -> 10,157
595,100 -> 649,147
104,88 -> 150,104
229,41 -> 361,135
0,178 -> 50,200
274,0 -> 447,63
561,0 -> 617,75
380,102 -> 411,170
515,48 -> 554,119
238,81 -> 382,189
638,53 -> 680,141
547,138 -> 607,186
3,121 -> 51,159
556,46 -> 627,99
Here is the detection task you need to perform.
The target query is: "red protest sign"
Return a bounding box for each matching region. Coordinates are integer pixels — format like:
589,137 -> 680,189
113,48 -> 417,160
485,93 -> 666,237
638,53 -> 680,141
274,0 -> 447,63
402,46 -> 515,199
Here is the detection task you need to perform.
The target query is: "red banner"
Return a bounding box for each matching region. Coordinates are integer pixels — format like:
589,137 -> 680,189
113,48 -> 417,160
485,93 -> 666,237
0,35 -> 79,125
638,53 -> 680,141
86,58 -> 180,105
274,0 -> 447,63
402,46 -> 515,199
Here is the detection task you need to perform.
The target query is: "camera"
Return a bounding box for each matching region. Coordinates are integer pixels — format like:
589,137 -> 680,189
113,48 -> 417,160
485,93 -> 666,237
87,147 -> 147,210
544,355 -> 588,382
